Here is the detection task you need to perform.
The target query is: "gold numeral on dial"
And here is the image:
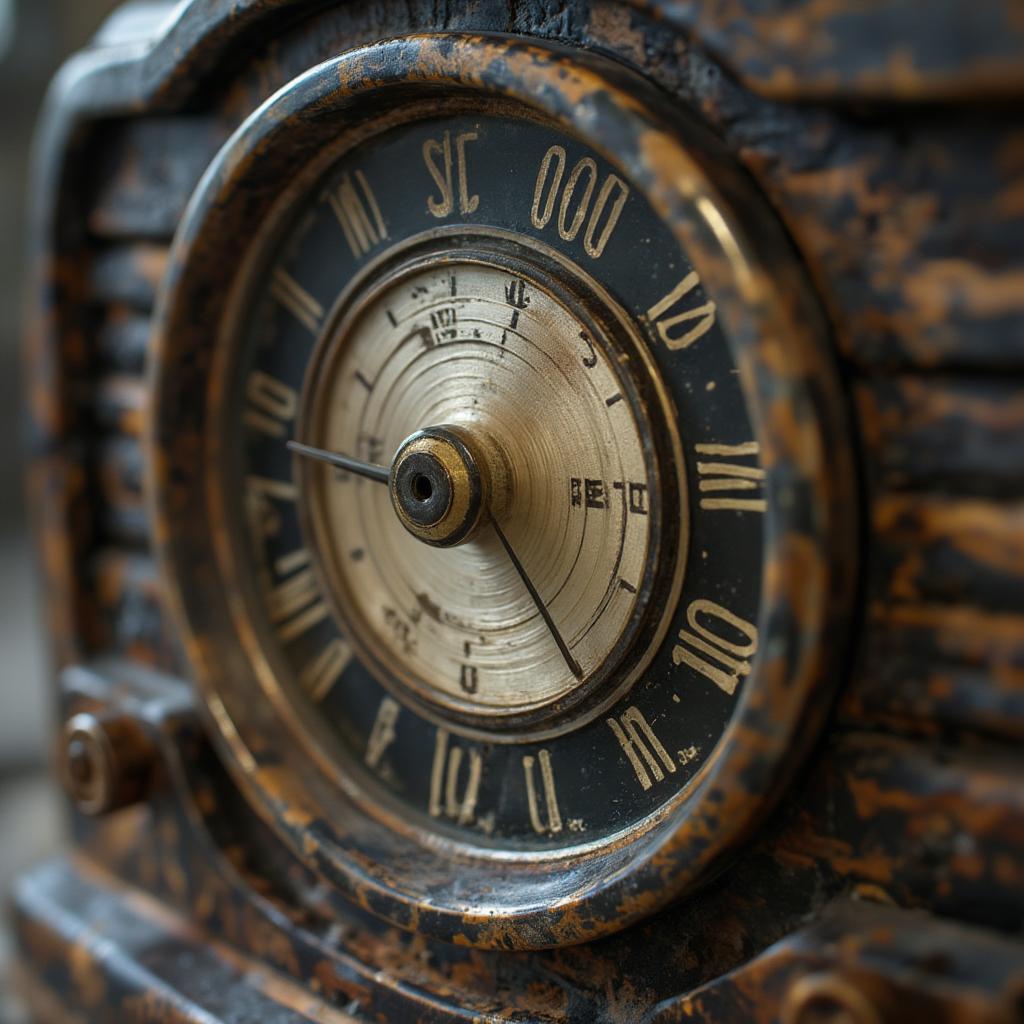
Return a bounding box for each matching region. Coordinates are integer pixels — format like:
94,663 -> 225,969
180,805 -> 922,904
607,706 -> 676,792
673,599 -> 759,695
530,144 -> 629,258
694,442 -> 766,513
268,567 -> 328,643
274,547 -> 310,576
523,749 -> 562,835
244,475 -> 295,540
245,475 -> 296,501
645,272 -> 717,351
328,169 -> 387,259
423,130 -> 480,218
244,371 -> 297,438
365,697 -> 400,770
270,268 -> 324,334
429,729 -> 483,825
300,637 -> 351,702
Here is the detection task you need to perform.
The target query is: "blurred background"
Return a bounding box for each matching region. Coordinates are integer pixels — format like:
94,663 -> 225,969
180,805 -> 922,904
0,0 -> 118,1018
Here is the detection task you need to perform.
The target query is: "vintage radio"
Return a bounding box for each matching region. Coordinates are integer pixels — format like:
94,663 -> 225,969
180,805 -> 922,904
12,1 -> 1024,1020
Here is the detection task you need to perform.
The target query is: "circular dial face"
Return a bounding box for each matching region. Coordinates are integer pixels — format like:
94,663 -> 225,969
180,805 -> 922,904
307,259 -> 661,719
232,112 -> 763,849
155,36 -> 851,946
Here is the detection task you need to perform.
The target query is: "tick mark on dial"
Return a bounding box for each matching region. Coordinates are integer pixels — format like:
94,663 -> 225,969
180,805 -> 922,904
618,579 -> 637,594
606,392 -> 623,407
355,370 -> 374,391
386,309 -> 398,327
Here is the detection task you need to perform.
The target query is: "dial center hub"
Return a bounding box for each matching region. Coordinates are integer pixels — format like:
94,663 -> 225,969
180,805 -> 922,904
390,426 -> 495,547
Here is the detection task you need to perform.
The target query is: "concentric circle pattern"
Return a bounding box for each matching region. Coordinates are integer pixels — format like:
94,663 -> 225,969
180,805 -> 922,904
309,260 -> 656,717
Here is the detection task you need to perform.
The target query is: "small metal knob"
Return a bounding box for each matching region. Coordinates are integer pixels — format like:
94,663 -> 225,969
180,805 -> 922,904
781,972 -> 885,1024
60,711 -> 157,815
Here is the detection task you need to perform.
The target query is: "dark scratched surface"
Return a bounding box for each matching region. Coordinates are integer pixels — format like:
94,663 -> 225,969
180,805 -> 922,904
0,2 -> 118,1019
9,0 -> 1024,1018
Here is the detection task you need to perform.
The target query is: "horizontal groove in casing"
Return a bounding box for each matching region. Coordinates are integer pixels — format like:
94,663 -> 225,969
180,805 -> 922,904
88,548 -> 173,670
96,436 -> 148,549
87,116 -> 221,241
871,494 -> 1024,613
776,731 -> 1024,932
94,375 -> 146,438
96,304 -> 151,375
89,243 -> 168,311
856,375 -> 1024,497
843,603 -> 1024,744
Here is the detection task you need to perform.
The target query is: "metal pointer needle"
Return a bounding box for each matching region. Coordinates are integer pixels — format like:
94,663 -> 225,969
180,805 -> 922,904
286,440 -> 390,484
288,437 -> 583,680
490,518 -> 583,680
